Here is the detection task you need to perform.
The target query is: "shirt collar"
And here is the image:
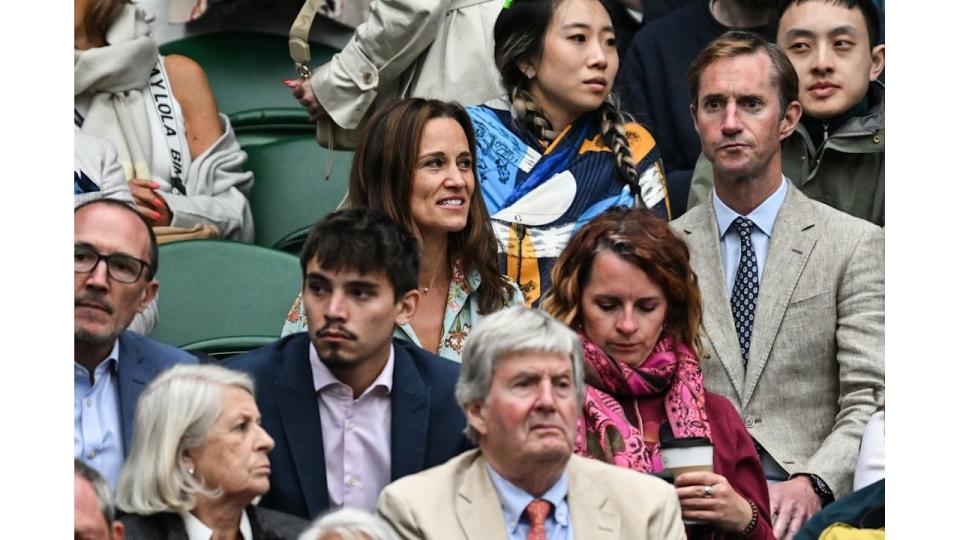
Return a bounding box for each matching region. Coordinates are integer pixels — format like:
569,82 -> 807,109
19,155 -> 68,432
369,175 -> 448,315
180,510 -> 253,540
74,340 -> 120,381
309,341 -> 395,396
484,462 -> 570,532
712,175 -> 788,238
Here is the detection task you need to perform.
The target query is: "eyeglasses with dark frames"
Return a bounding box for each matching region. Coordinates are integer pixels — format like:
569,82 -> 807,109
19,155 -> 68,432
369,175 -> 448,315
75,244 -> 152,284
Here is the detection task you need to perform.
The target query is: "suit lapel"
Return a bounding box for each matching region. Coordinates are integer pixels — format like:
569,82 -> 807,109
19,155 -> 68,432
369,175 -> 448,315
678,205 -> 746,401
116,333 -> 152,456
742,185 -> 818,403
568,457 -> 619,539
275,337 -> 329,516
455,453 -> 510,539
160,512 -> 190,540
389,343 -> 430,480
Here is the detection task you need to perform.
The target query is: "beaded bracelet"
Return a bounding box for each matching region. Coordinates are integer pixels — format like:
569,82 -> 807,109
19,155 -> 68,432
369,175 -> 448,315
735,500 -> 759,538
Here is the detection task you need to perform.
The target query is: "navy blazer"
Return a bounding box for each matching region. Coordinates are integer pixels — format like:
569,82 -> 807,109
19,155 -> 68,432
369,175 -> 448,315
225,334 -> 471,519
116,331 -> 197,455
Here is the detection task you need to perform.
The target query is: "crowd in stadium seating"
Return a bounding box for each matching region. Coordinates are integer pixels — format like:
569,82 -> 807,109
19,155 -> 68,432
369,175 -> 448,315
75,0 -> 885,539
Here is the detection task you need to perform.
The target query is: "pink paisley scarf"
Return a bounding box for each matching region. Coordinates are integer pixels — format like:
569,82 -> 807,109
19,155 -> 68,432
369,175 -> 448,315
574,331 -> 711,472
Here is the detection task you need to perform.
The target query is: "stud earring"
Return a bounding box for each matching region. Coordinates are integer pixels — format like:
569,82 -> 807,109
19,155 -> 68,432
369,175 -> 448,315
523,67 -> 535,79
187,467 -> 195,476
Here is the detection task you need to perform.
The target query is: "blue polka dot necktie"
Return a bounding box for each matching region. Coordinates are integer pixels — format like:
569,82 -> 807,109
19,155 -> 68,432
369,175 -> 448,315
731,217 -> 759,366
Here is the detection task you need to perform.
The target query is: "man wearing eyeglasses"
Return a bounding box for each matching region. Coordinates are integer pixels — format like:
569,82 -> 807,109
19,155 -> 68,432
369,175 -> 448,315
74,199 -> 196,488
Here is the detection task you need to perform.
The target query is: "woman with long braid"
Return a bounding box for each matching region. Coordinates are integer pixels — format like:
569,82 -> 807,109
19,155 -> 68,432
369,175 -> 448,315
468,0 -> 670,306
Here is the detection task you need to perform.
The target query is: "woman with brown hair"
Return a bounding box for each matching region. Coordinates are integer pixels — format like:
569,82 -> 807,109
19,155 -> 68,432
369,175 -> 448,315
468,0 -> 671,306
283,98 -> 523,361
542,207 -> 774,539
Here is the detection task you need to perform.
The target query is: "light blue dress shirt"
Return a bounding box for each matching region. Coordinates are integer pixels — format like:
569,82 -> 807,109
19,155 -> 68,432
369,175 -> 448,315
485,463 -> 573,540
74,341 -> 124,487
712,177 -> 789,297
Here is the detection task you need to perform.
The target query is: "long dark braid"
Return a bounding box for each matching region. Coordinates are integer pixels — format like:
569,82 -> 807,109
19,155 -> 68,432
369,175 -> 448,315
495,0 -> 646,202
509,87 -> 559,144
598,95 -> 645,205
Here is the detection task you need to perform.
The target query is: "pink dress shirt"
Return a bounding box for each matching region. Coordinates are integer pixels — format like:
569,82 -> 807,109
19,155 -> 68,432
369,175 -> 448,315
309,343 -> 393,511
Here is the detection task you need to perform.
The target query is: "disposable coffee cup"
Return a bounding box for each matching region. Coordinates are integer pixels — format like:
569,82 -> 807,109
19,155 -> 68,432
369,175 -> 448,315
661,437 -> 714,525
661,436 -> 714,476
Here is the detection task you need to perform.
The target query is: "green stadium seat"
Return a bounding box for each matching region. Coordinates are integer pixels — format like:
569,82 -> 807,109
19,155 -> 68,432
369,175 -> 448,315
150,240 -> 302,352
183,336 -> 278,361
245,135 -> 352,252
159,31 -> 337,141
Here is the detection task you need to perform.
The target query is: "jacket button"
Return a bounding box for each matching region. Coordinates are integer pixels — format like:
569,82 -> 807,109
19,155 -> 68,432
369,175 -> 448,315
744,415 -> 755,428
873,134 -> 881,144
362,72 -> 372,84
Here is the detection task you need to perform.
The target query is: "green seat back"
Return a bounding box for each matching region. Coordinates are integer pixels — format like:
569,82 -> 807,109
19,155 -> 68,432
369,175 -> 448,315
159,32 -> 336,131
245,135 -> 352,251
184,336 -> 279,361
150,240 -> 302,348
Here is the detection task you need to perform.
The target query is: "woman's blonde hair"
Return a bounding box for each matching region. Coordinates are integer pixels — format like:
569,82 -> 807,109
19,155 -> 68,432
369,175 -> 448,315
114,364 -> 255,514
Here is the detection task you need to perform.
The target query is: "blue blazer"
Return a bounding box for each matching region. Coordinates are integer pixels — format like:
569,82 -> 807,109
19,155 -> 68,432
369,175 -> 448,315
116,331 -> 197,455
225,334 -> 471,519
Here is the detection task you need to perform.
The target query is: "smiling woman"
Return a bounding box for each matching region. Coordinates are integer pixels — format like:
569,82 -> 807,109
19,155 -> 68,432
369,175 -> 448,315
281,99 -> 525,362
467,0 -> 671,307
114,364 -> 309,538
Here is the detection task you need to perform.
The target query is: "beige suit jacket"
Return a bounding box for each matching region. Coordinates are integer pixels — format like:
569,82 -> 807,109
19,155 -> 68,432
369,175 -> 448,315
377,449 -> 684,540
671,183 -> 884,497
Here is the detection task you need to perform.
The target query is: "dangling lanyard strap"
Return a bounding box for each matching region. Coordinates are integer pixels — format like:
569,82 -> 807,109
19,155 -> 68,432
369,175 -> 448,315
290,0 -> 337,180
145,59 -> 187,195
289,0 -> 327,81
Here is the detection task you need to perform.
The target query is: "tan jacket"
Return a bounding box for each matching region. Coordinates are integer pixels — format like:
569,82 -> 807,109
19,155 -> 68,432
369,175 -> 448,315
670,183 -> 884,497
310,0 -> 502,130
377,449 -> 685,540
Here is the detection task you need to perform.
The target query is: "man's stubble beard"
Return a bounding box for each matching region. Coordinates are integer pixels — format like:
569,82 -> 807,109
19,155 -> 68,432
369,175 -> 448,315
74,323 -> 123,348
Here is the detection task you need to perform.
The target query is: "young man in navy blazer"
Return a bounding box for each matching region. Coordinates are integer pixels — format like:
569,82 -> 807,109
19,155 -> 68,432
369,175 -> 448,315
227,208 -> 470,519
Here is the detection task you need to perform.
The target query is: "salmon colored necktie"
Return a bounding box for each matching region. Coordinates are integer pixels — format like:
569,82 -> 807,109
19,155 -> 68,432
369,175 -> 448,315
525,499 -> 552,540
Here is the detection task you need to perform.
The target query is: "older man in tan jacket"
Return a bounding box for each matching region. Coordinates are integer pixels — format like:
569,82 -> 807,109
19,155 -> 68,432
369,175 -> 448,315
377,308 -> 684,540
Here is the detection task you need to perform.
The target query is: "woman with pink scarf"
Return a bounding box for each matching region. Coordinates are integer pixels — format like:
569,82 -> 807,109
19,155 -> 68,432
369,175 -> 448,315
542,207 -> 773,540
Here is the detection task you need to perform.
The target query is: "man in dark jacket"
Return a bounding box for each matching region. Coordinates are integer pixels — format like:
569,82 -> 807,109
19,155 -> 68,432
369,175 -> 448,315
227,209 -> 470,519
688,0 -> 886,226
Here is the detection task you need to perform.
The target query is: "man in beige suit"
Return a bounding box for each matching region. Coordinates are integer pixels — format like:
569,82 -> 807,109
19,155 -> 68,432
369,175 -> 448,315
671,32 -> 884,540
377,307 -> 684,540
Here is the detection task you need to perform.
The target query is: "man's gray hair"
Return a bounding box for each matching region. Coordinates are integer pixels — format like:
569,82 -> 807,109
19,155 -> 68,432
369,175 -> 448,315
75,459 -> 117,526
297,507 -> 399,540
455,307 -> 585,441
114,364 -> 255,514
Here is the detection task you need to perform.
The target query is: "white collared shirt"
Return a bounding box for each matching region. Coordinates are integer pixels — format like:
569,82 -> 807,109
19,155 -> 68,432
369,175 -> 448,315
309,343 -> 394,511
180,510 -> 253,540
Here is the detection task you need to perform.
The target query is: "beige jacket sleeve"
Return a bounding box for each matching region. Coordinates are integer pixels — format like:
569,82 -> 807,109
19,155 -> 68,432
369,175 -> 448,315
309,0 -> 453,130
804,225 -> 885,495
